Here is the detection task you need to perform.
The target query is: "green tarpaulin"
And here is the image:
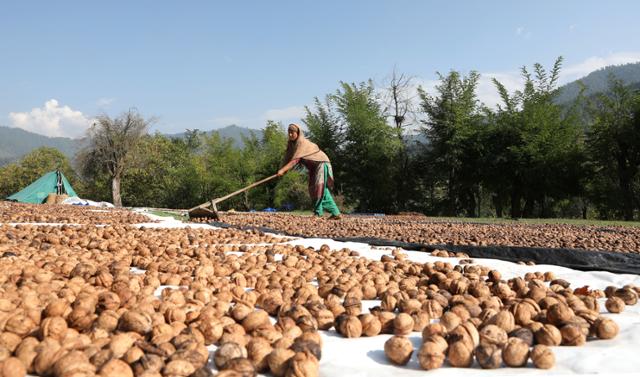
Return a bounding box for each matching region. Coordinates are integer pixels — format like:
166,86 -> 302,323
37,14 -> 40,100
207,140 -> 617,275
7,170 -> 77,204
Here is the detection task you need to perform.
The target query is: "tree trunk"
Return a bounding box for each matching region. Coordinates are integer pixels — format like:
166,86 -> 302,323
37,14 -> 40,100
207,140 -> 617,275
510,188 -> 522,219
112,174 -> 122,207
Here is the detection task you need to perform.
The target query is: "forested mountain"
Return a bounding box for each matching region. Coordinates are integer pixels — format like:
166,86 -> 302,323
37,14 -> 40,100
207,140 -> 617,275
556,62 -> 640,104
166,125 -> 263,148
0,126 -> 84,166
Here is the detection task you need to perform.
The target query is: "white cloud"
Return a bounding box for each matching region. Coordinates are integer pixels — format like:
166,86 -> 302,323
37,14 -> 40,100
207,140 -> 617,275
9,99 -> 92,138
516,27 -> 525,36
262,106 -> 306,122
96,97 -> 115,107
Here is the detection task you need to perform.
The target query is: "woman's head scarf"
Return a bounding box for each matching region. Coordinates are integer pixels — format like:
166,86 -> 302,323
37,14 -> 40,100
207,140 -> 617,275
282,123 -> 330,165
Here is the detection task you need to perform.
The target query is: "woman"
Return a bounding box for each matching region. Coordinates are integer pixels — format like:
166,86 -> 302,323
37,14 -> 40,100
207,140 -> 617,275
277,123 -> 341,219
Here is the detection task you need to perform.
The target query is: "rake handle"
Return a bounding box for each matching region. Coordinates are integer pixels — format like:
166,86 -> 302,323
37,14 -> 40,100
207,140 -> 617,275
190,174 -> 279,211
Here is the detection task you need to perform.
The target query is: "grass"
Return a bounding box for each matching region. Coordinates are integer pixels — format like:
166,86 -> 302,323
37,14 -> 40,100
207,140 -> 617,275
148,209 -> 188,221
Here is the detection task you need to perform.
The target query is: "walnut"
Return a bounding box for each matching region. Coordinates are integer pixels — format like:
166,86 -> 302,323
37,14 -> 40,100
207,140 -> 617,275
96,310 -> 119,332
15,337 -> 38,373
358,314 -> 381,337
33,338 -> 63,376
99,358 -> 134,377
343,297 -> 362,316
163,359 -> 196,377
449,322 -> 479,349
384,336 -> 413,366
5,315 -> 36,337
509,327 -> 534,346
44,299 -> 70,318
479,324 -> 508,347
267,348 -> 295,377
421,300 -> 443,319
118,310 -> 152,334
546,303 -> 574,326
376,311 -> 395,334
53,350 -> 96,377
594,317 -> 619,340
530,344 -> 555,369
560,324 -> 586,346
214,342 -> 248,370
421,323 -> 447,341
247,338 -> 272,372
39,317 -> 68,341
291,339 -> 321,361
475,343 -> 502,369
614,288 -> 638,305
417,341 -> 445,370
439,312 -> 461,333
447,340 -> 473,368
223,357 -> 256,376
337,315 -> 362,338
285,351 -> 319,377
535,324 -> 562,346
242,310 -> 271,333
487,310 -> 515,333
502,338 -> 529,367
605,297 -> 625,313
231,303 -> 253,322
393,313 -> 414,336
315,309 -> 334,331
109,332 -> 139,359
0,357 -> 27,377
411,311 -> 430,332
1,332 -> 23,353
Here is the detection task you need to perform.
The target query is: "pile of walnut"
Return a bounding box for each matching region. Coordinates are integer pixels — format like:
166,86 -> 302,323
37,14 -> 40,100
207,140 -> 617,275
0,217 -> 636,376
215,212 -> 640,253
0,202 -> 153,224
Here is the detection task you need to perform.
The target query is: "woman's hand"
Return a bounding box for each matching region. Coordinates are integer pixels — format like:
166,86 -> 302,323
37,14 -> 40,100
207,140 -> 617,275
277,168 -> 286,177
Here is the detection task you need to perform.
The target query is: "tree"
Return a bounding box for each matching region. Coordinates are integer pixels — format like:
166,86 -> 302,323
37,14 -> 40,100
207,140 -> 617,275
78,109 -> 151,206
587,78 -> 640,220
0,147 -> 77,198
489,57 -> 585,218
418,70 -> 484,216
332,81 -> 401,212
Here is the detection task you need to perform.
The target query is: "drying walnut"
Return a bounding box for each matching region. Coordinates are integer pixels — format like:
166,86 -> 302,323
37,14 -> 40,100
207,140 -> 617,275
384,336 -> 413,366
285,351 -> 319,377
53,350 -> 96,377
247,338 -> 272,372
163,359 -> 196,377
535,324 -> 562,346
449,322 -> 480,349
358,314 -> 381,337
119,310 -> 152,335
475,343 -> 502,369
393,313 -> 414,336
337,315 -> 362,338
376,311 -> 395,334
40,317 -> 68,341
223,357 -> 256,376
417,341 -> 445,370
99,358 -> 134,377
530,344 -> 555,369
509,327 -> 534,347
315,309 -> 334,331
439,312 -> 461,333
214,339 -> 247,364
411,312 -> 430,332
267,348 -> 295,377
479,324 -> 508,347
487,310 -> 515,333
546,303 -> 574,326
614,288 -> 638,305
502,338 -> 529,367
421,300 -> 443,319
447,340 -> 473,368
560,324 -> 586,346
594,317 -> 619,340
605,297 -> 625,314
421,323 -> 447,341
0,357 -> 27,377
242,310 -> 271,333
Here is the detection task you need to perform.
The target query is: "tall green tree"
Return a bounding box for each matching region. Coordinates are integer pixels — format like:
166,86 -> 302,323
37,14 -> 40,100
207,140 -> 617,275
587,78 -> 640,220
418,70 -> 484,216
489,57 -> 585,218
332,81 -> 400,212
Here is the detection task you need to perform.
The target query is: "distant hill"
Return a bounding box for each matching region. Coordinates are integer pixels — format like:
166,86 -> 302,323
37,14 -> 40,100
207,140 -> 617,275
167,125 -> 264,148
0,124 -> 263,166
0,126 -> 84,166
557,62 -> 640,104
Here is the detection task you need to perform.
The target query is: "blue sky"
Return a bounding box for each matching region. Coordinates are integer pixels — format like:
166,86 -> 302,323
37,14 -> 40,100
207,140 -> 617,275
1,1 -> 640,138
